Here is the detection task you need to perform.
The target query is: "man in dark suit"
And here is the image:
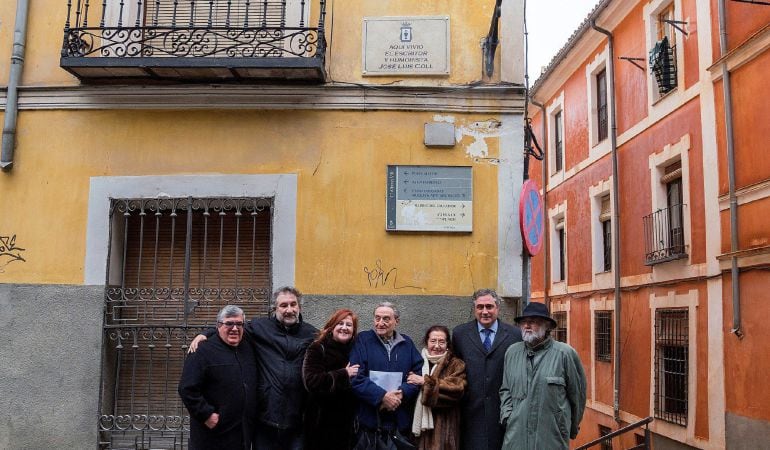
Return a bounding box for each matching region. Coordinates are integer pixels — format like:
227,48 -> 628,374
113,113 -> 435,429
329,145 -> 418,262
452,288 -> 523,450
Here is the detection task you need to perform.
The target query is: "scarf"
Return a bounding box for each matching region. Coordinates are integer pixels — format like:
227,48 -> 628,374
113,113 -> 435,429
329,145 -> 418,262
411,348 -> 446,436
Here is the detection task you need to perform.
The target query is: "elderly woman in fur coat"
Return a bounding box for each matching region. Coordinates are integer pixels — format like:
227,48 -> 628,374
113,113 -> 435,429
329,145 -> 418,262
407,325 -> 467,450
302,309 -> 360,450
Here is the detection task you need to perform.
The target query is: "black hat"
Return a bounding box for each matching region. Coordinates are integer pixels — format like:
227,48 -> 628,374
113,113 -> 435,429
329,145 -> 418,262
514,302 -> 557,328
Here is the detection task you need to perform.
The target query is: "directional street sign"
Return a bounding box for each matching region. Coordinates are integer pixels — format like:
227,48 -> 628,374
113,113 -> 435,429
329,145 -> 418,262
386,165 -> 472,232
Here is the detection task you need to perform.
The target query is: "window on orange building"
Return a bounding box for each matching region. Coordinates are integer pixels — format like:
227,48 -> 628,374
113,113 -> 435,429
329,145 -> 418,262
595,311 -> 612,362
649,2 -> 678,97
554,110 -> 564,172
556,219 -> 566,282
654,308 -> 688,426
596,69 -> 608,142
553,311 -> 567,343
599,194 -> 612,272
599,425 -> 613,450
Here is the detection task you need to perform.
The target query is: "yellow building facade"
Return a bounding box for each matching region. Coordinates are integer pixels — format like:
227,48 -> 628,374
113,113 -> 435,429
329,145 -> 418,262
0,0 -> 525,447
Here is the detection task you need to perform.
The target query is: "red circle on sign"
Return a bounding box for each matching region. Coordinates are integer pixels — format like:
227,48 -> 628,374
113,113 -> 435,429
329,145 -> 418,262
519,180 -> 544,256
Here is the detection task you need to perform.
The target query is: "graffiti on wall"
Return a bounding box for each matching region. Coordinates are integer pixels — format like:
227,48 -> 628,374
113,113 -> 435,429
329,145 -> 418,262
0,234 -> 26,272
363,259 -> 422,290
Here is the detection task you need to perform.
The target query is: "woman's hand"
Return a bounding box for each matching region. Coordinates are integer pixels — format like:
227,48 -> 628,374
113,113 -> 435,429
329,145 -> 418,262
346,363 -> 360,378
407,371 -> 424,386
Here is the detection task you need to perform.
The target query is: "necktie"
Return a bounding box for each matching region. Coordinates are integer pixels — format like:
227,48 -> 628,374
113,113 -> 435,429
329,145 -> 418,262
482,328 -> 493,353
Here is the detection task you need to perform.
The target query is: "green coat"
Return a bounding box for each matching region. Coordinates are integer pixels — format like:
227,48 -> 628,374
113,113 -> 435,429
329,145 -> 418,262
499,337 -> 586,450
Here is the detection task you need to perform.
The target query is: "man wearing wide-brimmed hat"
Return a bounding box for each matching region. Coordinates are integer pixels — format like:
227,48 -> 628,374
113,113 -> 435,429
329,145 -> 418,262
499,302 -> 586,450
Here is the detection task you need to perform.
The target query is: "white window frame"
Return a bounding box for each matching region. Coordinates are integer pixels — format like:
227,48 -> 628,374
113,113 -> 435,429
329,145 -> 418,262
546,91 -> 566,184
586,46 -> 612,161
648,134 -> 693,280
548,201 -> 567,295
85,174 -> 297,288
644,0 -> 687,112
589,177 -> 614,290
648,289 -> 699,445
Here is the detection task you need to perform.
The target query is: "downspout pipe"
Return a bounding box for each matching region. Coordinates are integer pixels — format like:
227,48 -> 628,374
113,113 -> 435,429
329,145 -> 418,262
717,0 -> 743,338
1,0 -> 30,171
531,99 -> 550,309
591,20 -> 622,424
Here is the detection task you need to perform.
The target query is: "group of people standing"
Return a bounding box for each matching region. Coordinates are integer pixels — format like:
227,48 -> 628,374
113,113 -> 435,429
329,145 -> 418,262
178,286 -> 587,450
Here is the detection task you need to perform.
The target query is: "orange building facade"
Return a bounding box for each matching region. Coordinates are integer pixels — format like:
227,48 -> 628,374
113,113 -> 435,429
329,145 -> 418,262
527,0 -> 770,448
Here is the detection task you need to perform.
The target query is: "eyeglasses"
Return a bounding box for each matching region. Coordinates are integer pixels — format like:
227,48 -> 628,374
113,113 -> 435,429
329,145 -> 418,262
218,321 -> 244,329
427,339 -> 447,346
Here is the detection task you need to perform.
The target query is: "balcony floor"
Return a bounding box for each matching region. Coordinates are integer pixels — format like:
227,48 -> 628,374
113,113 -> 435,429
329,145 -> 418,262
60,56 -> 326,84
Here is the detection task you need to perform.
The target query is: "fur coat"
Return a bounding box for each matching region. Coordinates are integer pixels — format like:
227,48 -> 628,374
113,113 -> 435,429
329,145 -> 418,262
417,351 -> 467,450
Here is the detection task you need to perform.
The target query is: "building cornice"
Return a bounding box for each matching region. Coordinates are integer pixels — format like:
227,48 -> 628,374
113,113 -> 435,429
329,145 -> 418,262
0,83 -> 526,114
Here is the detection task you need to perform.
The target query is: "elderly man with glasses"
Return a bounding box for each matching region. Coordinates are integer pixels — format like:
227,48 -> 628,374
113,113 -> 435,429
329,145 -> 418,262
179,305 -> 258,450
189,286 -> 318,450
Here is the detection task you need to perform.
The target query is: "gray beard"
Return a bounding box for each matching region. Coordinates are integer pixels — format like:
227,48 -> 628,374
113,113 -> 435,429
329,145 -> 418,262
522,327 -> 546,344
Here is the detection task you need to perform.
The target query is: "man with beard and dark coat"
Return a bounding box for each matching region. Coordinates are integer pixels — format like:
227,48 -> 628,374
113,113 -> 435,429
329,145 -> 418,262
190,286 -> 318,450
179,305 -> 257,450
452,288 -> 522,450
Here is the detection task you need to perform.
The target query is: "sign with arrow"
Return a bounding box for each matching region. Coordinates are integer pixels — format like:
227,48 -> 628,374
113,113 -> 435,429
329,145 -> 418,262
386,165 -> 472,232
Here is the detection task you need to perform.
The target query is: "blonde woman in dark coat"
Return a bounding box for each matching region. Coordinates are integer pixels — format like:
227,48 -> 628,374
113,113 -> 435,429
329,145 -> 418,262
407,325 -> 467,450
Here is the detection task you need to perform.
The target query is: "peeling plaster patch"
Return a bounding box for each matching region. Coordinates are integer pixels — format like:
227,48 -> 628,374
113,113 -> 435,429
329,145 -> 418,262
455,119 -> 512,161
433,114 -> 456,123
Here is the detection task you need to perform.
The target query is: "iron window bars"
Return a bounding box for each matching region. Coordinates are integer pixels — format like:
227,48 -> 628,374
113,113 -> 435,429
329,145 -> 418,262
654,308 -> 689,426
595,311 -> 612,362
98,197 -> 272,449
553,311 -> 568,343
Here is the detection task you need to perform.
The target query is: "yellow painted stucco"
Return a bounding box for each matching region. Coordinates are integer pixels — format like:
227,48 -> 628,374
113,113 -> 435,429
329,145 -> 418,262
0,0 -> 501,86
0,109 -> 502,294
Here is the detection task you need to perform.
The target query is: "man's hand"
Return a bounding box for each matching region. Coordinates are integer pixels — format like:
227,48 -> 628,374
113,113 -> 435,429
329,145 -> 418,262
346,363 -> 360,378
187,334 -> 208,354
407,371 -> 424,386
380,390 -> 403,411
205,412 -> 219,429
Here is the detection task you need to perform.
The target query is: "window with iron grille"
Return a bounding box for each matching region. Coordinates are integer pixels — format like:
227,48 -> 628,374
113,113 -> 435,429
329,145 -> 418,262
553,311 -> 567,343
599,194 -> 612,272
98,197 -> 272,449
554,110 -> 564,172
654,308 -> 689,426
596,68 -> 608,142
595,311 -> 612,362
599,425 -> 613,450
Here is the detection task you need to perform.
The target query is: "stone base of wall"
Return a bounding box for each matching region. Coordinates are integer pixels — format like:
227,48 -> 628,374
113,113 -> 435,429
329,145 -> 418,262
0,285 -> 521,449
301,294 -> 521,342
0,284 -> 103,450
726,412 -> 770,450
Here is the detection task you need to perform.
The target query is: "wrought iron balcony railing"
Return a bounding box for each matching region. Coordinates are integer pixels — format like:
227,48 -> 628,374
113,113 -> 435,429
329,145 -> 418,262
643,204 -> 688,265
61,0 -> 327,82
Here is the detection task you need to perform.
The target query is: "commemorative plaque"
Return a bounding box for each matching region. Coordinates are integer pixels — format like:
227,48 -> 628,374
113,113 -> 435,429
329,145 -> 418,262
363,16 -> 450,76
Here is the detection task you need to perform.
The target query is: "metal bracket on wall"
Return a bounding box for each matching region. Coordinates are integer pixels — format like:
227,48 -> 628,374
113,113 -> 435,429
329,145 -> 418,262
618,56 -> 646,71
483,0 -> 503,77
662,19 -> 689,36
